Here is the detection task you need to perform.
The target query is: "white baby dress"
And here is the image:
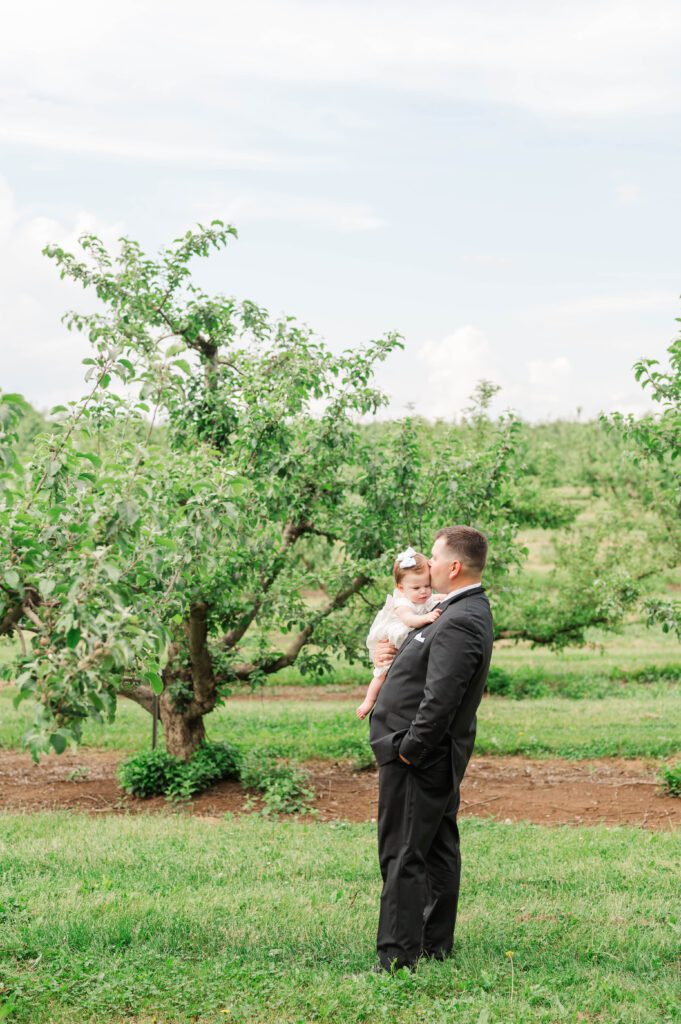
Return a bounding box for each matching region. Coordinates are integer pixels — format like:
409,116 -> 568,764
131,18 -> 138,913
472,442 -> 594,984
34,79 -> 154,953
366,589 -> 440,672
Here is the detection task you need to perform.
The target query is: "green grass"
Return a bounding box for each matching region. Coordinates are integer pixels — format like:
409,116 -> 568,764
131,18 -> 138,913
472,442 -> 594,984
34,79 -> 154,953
0,814 -> 678,1023
2,687 -> 680,761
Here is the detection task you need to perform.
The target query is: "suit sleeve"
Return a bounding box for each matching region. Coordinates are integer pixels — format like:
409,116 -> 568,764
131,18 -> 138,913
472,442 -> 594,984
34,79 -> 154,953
398,615 -> 482,767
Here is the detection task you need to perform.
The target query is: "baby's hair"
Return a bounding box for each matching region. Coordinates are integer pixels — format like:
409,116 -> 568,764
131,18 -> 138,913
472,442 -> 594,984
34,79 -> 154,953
393,551 -> 430,586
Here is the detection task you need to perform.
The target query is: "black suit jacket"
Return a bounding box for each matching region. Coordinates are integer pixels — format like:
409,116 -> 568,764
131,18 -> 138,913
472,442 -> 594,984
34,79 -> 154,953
369,586 -> 493,783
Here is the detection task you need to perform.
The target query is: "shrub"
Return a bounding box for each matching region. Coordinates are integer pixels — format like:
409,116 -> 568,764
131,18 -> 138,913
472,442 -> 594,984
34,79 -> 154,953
166,741 -> 240,801
485,666 -> 550,700
117,749 -> 181,798
485,666 -> 513,696
118,742 -> 239,799
117,741 -> 313,815
659,762 -> 681,797
239,749 -> 315,815
621,665 -> 681,685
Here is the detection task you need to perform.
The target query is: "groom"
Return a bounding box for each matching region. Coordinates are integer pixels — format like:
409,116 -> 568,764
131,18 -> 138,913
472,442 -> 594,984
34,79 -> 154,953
369,525 -> 494,972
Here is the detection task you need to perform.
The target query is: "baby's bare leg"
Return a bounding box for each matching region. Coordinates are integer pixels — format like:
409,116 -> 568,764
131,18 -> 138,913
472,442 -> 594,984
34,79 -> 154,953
357,670 -> 387,719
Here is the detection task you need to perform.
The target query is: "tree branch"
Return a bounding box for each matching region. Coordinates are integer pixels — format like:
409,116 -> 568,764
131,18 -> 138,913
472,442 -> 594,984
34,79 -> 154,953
118,683 -> 155,714
0,602 -> 25,636
232,573 -> 370,679
496,612 -> 612,645
22,606 -> 45,632
156,307 -> 218,367
219,520 -> 311,650
0,585 -> 41,636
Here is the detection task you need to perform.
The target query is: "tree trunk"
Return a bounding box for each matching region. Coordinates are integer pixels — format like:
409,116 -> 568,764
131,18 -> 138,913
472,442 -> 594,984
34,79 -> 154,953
159,698 -> 206,761
152,600 -> 216,760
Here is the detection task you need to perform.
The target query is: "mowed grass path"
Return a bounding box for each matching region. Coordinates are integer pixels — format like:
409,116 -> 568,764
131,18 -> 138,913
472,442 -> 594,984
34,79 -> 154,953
1,814 -> 678,1024
1,687 -> 680,760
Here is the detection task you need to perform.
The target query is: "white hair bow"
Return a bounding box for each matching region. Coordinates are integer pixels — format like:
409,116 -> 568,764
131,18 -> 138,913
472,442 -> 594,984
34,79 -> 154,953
396,546 -> 417,568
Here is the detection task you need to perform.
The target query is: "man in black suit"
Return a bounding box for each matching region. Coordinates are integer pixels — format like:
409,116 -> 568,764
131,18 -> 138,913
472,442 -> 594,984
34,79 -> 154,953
369,525 -> 494,972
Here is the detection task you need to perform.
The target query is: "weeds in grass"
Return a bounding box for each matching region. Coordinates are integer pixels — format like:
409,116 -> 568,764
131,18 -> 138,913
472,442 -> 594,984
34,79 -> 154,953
506,950 -> 515,1002
0,998 -> 16,1021
658,761 -> 681,796
239,749 -> 315,815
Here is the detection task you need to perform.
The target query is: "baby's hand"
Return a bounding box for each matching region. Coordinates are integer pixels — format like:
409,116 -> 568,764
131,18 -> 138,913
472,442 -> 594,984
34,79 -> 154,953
424,609 -> 441,623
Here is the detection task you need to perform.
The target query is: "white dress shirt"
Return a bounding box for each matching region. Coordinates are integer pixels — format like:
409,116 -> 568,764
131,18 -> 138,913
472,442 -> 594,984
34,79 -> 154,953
441,582 -> 482,602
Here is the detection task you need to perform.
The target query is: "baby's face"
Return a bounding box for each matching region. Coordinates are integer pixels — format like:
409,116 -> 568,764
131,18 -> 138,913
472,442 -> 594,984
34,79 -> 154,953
398,569 -> 432,603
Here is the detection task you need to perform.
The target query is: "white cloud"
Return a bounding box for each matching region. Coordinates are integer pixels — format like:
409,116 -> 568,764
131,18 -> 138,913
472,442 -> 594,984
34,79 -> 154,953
456,252 -> 513,269
614,182 -> 641,206
0,178 -> 123,410
551,291 -> 678,316
606,390 -> 657,416
382,325 -> 502,420
0,123 -> 301,171
208,192 -> 385,233
2,0 -> 681,177
527,356 -> 571,389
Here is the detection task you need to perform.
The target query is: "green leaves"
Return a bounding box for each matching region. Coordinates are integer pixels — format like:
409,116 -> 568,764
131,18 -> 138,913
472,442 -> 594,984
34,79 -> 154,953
142,671 -> 164,695
172,359 -> 192,376
4,569 -> 20,589
115,499 -> 141,526
50,732 -> 69,754
66,627 -> 81,649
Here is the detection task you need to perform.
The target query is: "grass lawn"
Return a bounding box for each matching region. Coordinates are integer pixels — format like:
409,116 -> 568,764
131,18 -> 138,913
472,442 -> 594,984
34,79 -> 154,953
0,814 -> 678,1024
2,686 -> 680,761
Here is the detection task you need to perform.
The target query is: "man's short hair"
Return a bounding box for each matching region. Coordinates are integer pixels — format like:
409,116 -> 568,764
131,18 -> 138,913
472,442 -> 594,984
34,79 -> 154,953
435,525 -> 488,574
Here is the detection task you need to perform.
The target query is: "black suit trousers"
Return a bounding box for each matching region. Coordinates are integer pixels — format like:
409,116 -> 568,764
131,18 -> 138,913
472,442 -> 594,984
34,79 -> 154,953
376,748 -> 461,969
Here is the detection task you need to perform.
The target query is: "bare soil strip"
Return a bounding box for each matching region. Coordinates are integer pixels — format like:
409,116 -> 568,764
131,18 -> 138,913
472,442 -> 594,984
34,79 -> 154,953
0,751 -> 678,829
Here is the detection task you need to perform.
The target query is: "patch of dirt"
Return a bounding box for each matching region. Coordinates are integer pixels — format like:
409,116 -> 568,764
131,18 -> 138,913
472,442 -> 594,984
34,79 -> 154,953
229,685 -> 368,701
0,751 -> 679,829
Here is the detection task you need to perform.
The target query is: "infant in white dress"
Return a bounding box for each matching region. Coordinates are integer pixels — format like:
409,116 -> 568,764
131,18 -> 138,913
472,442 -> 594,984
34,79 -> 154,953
356,547 -> 442,719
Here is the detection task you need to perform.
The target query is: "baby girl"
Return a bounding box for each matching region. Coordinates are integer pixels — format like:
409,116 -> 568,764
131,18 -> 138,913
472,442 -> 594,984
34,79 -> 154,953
356,547 -> 442,719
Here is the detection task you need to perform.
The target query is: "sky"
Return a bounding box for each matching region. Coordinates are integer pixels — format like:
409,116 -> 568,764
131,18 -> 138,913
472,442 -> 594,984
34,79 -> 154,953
2,0 -> 681,421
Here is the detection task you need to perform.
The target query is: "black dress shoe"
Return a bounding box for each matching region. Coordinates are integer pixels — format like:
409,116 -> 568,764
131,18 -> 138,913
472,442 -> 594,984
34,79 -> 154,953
375,958 -> 418,974
420,948 -> 451,962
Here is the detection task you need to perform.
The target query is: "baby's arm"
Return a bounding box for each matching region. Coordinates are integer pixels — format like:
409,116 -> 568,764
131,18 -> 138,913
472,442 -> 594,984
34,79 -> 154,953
395,605 -> 441,629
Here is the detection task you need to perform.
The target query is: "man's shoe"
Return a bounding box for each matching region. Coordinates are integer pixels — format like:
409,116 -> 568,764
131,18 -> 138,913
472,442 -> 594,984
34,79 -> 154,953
374,958 -> 418,974
420,948 -> 451,963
